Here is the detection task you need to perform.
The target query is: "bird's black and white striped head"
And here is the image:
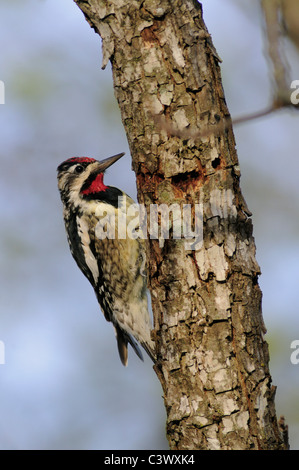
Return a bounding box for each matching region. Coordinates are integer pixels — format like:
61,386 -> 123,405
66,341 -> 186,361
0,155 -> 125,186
57,153 -> 125,207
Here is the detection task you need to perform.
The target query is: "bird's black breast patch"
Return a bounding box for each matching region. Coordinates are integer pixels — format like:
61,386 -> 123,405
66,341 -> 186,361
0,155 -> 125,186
82,186 -> 123,208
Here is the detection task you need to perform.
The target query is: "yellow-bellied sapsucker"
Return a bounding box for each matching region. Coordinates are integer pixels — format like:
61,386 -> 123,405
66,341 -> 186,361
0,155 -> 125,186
57,152 -> 155,366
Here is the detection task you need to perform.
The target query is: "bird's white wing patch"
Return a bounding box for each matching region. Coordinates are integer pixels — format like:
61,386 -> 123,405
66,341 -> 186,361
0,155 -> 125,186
76,215 -> 99,285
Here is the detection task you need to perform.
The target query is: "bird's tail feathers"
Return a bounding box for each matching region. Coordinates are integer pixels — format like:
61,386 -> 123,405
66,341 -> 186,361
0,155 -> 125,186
115,325 -> 156,366
115,326 -> 144,366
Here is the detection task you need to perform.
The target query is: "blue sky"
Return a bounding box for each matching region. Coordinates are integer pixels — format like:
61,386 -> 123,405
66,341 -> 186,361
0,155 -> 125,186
0,0 -> 299,450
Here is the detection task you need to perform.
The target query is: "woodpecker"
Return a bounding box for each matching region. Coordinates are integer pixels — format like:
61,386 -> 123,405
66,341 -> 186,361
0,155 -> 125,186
57,152 -> 155,366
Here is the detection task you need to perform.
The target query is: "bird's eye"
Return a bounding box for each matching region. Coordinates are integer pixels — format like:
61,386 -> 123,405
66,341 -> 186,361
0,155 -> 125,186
75,165 -> 84,174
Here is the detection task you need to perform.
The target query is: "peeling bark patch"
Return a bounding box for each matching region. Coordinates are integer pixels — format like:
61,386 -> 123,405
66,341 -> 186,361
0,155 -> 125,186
173,108 -> 189,130
222,411 -> 249,435
195,245 -> 228,281
210,189 -> 237,220
179,395 -> 191,416
140,25 -> 159,47
171,170 -> 202,192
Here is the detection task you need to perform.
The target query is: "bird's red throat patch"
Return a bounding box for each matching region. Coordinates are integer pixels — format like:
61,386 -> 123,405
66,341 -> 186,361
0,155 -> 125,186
81,173 -> 107,195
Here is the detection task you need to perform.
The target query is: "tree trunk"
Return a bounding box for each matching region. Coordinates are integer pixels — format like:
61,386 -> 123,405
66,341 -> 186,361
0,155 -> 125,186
73,0 -> 287,450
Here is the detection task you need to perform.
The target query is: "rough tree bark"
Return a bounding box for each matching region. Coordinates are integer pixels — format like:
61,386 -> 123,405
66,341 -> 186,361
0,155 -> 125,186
73,0 -> 288,450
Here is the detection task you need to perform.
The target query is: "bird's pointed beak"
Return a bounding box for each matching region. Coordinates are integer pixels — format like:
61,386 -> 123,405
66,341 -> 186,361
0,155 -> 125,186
97,152 -> 125,171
